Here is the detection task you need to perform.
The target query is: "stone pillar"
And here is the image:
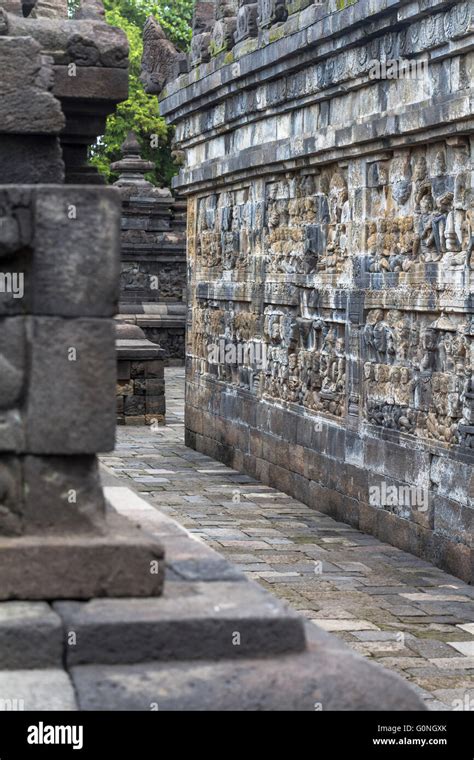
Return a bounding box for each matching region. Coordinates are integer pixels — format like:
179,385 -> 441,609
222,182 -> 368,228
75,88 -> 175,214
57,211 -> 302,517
116,323 -> 166,426
112,133 -> 187,364
0,5 -> 129,184
0,7 -> 165,600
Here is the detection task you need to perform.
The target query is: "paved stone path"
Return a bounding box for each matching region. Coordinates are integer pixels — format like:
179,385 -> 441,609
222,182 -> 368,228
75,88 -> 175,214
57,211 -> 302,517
101,368 -> 474,711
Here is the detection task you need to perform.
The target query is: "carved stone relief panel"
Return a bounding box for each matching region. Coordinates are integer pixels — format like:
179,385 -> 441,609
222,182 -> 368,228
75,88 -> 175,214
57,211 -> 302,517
210,0 -> 238,55
191,299 -> 262,386
262,305 -> 346,417
257,0 -> 288,29
264,169 -> 352,278
189,156 -> 472,449
196,188 -> 254,275
363,140 -> 472,278
235,0 -> 259,44
121,262 -> 149,295
158,263 -> 187,301
121,262 -> 186,302
362,309 -> 473,446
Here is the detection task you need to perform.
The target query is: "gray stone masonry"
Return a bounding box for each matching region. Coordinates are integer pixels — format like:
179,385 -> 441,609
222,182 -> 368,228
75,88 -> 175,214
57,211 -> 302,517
0,0 -> 165,599
0,0 -> 129,184
153,0 -> 474,583
0,0 -> 445,711
113,132 -> 187,363
116,322 -> 166,426
0,480 -> 426,710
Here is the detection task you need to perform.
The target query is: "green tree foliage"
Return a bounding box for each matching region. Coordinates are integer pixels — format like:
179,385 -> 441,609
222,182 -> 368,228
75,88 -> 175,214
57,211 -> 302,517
88,1 -> 194,187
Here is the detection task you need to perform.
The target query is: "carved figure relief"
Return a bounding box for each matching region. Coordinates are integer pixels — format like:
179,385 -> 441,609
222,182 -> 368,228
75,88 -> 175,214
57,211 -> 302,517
264,169 -> 351,277
260,306 -> 346,417
257,0 -> 288,29
363,309 -> 472,446
235,0 -> 259,43
189,147 -> 472,449
196,190 -> 252,274
366,141 -> 472,274
141,17 -> 187,93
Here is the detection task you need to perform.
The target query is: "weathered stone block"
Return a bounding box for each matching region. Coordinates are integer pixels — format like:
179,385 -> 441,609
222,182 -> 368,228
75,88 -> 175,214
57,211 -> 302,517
0,669 -> 77,711
433,495 -> 473,547
146,396 -> 166,414
54,580 -> 306,666
0,457 -> 22,536
124,396 -> 146,416
0,509 -> 165,600
22,455 -> 106,536
32,187 -> 121,317
185,405 -> 203,435
117,380 -> 133,396
0,318 -> 26,453
145,359 -> 165,378
430,455 -> 472,508
0,602 -> 63,669
0,36 -> 64,135
159,0 -> 474,584
0,136 -> 64,184
144,379 -> 165,395
69,621 -> 425,710
117,360 -> 131,380
26,318 -> 117,454
125,415 -> 147,426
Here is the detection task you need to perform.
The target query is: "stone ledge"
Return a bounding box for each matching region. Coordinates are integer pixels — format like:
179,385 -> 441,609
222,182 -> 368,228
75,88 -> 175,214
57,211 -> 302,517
54,580 -> 307,666
53,65 -> 129,103
159,0 -> 460,113
0,602 -> 63,670
173,95 -> 474,192
69,620 -> 425,711
0,669 -> 77,711
0,507 -> 165,601
116,339 -> 165,361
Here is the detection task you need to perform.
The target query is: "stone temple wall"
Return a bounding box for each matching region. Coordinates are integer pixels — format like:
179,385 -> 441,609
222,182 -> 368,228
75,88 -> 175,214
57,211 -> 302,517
155,0 -> 474,582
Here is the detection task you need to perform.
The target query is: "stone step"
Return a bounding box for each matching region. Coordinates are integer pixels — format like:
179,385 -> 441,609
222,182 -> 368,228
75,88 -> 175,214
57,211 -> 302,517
54,580 -> 307,667
0,603 -> 63,670
0,669 -> 77,711
0,509 -> 165,601
69,623 -> 425,711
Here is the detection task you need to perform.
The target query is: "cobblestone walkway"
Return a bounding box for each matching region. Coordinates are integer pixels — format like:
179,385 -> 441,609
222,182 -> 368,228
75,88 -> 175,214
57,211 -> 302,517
101,368 -> 474,711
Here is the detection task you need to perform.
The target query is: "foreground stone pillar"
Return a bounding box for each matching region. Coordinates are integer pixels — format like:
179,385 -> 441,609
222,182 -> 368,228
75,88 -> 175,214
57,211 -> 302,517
0,2 -> 164,600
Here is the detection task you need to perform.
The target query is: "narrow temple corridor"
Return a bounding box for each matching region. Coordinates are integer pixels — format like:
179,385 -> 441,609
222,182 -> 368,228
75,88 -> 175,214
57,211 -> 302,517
100,368 -> 474,711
